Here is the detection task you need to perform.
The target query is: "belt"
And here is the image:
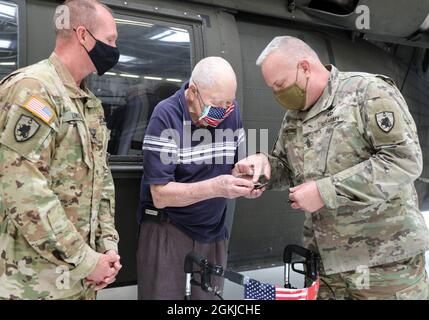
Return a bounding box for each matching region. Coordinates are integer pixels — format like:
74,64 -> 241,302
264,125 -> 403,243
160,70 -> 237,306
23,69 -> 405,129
141,207 -> 171,223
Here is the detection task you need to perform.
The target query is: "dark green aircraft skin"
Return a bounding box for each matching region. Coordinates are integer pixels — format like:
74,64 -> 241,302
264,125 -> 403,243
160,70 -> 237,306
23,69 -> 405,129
2,0 -> 429,286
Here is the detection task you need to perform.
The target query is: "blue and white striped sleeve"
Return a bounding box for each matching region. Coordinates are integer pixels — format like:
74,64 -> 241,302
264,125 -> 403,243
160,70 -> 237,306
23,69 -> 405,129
142,115 -> 179,185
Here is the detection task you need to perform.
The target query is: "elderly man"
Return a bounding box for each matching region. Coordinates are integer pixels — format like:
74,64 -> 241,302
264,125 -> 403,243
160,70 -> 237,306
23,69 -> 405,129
137,57 -> 261,300
0,0 -> 120,299
234,36 -> 429,299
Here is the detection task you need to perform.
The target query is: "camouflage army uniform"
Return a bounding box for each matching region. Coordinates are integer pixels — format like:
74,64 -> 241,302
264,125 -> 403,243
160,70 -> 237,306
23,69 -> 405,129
0,53 -> 119,300
268,65 -> 429,299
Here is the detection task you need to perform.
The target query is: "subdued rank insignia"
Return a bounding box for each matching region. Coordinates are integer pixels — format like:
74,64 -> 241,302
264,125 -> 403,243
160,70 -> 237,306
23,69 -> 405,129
376,111 -> 395,133
14,115 -> 40,142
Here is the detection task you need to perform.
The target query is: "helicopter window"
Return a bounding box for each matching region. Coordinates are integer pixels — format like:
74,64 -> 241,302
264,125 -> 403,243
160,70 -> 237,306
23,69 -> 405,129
87,16 -> 192,157
0,1 -> 18,80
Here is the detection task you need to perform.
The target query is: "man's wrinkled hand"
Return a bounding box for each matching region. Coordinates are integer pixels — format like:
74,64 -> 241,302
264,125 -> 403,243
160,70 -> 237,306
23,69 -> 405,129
214,175 -> 255,199
245,187 -> 265,199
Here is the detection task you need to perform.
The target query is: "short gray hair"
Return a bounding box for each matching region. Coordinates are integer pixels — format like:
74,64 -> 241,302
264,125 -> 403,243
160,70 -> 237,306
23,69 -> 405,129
53,0 -> 113,39
190,56 -> 236,90
256,36 -> 319,66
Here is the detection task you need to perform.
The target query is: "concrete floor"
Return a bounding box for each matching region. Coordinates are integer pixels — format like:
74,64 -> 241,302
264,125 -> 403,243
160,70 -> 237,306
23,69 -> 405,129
97,265 -> 292,300
98,212 -> 429,300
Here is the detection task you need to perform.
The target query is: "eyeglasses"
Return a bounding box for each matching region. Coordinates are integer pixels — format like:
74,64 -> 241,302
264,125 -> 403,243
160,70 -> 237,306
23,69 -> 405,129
193,81 -> 234,109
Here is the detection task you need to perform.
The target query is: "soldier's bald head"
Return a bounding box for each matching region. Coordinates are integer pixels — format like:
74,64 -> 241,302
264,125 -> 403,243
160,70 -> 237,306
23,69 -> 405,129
54,0 -> 114,39
257,36 -> 331,110
256,36 -> 320,67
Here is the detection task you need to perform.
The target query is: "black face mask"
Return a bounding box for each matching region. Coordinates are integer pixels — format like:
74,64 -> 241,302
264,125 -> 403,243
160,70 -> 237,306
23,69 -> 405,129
74,28 -> 120,76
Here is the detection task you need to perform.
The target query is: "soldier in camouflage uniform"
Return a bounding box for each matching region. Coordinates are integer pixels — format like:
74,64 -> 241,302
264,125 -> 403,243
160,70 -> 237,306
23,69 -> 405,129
0,0 -> 120,299
233,36 -> 429,299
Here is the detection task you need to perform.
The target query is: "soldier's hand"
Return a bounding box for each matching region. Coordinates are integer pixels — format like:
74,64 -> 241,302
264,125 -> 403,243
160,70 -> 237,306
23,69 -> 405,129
214,175 -> 255,199
106,250 -> 122,271
85,276 -> 117,291
232,153 -> 271,184
93,275 -> 117,291
90,251 -> 122,291
289,181 -> 324,213
86,253 -> 117,284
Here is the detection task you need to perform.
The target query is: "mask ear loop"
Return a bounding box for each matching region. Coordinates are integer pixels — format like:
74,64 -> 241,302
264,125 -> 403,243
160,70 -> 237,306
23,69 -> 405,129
297,63 -> 310,108
85,28 -> 96,40
295,63 -> 300,83
304,76 -> 309,91
296,63 -> 310,90
73,27 -> 93,54
191,82 -> 209,126
193,82 -> 209,108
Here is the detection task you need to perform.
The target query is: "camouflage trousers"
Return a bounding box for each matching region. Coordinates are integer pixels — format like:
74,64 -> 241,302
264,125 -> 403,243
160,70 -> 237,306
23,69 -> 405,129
0,289 -> 96,300
59,288 -> 97,300
317,253 -> 429,300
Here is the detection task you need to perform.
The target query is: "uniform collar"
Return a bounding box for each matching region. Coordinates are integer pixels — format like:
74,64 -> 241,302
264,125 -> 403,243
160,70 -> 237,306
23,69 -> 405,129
49,52 -> 90,99
303,65 -> 339,123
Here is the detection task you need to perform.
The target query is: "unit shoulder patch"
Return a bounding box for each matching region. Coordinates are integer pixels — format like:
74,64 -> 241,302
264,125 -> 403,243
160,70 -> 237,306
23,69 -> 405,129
21,96 -> 55,124
367,96 -> 405,147
14,115 -> 41,142
375,111 -> 395,133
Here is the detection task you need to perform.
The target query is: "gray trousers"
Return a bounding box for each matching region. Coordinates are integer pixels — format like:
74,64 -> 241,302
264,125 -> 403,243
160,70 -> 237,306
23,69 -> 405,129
137,221 -> 228,300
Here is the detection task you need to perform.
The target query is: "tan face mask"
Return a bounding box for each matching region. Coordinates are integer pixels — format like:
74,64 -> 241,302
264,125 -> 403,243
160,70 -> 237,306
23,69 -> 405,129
274,65 -> 309,110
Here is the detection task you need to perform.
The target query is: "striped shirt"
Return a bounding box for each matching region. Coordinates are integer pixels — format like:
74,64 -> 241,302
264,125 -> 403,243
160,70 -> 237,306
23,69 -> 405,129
139,81 -> 245,243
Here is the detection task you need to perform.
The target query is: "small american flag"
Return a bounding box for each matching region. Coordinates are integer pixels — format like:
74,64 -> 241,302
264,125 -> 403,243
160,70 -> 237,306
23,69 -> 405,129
244,278 -> 319,300
201,104 -> 235,127
23,96 -> 54,124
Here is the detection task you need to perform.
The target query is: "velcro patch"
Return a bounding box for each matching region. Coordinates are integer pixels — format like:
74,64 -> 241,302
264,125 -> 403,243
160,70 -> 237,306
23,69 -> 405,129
22,96 -> 55,124
368,97 -> 404,147
14,115 -> 40,142
375,111 -> 395,133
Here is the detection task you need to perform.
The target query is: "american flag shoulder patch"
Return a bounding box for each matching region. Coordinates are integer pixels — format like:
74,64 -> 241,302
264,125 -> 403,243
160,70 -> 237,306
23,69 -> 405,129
22,96 -> 55,125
